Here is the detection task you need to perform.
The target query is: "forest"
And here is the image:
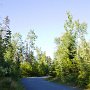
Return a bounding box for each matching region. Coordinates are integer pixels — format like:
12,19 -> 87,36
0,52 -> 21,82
0,12 -> 90,90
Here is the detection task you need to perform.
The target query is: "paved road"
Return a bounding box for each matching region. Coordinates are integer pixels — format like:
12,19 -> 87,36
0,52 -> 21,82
21,77 -> 81,90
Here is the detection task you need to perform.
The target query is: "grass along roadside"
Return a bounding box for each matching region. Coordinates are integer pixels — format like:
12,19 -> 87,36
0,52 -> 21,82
0,77 -> 25,90
45,77 -> 88,90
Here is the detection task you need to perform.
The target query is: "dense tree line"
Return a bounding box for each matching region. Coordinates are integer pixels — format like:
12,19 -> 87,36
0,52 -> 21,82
50,12 -> 90,88
0,17 -> 52,79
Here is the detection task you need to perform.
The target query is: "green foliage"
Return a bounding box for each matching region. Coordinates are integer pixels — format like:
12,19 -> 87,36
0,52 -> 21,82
26,30 -> 37,49
36,48 -> 51,76
30,61 -> 39,76
0,77 -> 24,90
0,17 -> 23,79
20,61 -> 32,77
52,12 -> 90,88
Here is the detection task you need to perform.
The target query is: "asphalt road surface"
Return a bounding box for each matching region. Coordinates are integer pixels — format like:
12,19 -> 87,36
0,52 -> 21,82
21,77 -> 81,90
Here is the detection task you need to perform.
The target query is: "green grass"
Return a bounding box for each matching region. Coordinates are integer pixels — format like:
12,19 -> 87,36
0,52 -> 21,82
46,77 -> 90,90
45,76 -> 66,85
0,77 -> 25,90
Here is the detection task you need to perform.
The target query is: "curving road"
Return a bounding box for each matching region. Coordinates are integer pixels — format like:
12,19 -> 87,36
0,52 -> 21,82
21,77 -> 81,90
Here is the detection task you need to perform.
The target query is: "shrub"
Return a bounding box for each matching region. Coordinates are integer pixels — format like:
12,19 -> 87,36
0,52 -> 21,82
0,77 -> 24,90
20,61 -> 32,77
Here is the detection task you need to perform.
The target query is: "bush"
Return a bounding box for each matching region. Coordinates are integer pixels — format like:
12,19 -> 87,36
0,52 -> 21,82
0,77 -> 24,90
20,61 -> 32,77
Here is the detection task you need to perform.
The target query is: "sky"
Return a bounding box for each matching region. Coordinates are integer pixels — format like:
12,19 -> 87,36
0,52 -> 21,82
0,0 -> 90,58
